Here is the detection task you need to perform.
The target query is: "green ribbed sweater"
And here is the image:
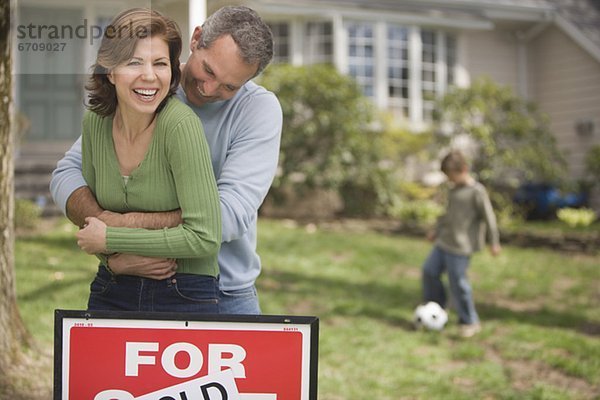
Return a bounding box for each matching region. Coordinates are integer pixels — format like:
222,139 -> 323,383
81,97 -> 221,277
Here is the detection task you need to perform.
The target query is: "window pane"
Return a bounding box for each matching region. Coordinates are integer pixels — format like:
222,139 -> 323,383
389,47 -> 401,59
446,34 -> 457,85
402,67 -> 409,80
422,30 -> 435,45
422,51 -> 435,63
421,29 -> 437,116
422,70 -> 435,82
347,21 -> 376,98
305,21 -> 333,64
268,22 -> 290,63
349,44 -> 357,57
387,24 -> 409,118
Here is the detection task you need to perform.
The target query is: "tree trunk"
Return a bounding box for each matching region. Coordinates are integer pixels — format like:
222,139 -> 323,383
0,0 -> 29,380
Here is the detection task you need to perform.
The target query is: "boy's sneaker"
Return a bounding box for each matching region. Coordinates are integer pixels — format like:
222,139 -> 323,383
460,323 -> 481,338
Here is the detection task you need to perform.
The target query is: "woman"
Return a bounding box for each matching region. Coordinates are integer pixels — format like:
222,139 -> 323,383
75,8 -> 222,313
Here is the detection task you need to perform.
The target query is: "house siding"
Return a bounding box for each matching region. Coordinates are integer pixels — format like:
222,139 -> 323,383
529,25 -> 600,180
463,29 -> 520,90
156,2 -> 190,53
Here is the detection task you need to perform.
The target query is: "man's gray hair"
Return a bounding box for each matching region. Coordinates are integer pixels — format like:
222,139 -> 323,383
198,6 -> 274,77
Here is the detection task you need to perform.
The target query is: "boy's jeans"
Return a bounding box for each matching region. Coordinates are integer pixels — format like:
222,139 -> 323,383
422,246 -> 479,325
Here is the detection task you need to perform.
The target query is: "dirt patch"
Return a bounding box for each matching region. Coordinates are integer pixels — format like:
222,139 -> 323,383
505,358 -> 598,398
483,339 -> 599,399
486,297 -> 547,313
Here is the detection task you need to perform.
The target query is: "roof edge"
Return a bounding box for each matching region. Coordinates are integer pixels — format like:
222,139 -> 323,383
554,13 -> 600,64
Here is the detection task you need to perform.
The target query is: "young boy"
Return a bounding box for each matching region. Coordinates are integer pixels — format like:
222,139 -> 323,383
422,150 -> 501,337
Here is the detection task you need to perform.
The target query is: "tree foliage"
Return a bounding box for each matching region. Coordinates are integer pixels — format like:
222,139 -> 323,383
430,77 -> 567,187
259,64 -> 392,214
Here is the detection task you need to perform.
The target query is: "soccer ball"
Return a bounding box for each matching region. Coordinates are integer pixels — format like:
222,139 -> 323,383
414,301 -> 448,331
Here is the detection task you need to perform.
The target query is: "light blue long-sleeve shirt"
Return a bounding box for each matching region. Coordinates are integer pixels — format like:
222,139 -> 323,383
50,81 -> 283,290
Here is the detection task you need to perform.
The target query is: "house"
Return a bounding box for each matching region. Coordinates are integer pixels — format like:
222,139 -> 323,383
13,0 -> 600,211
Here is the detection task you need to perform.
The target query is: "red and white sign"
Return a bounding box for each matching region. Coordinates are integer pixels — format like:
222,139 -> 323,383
54,311 -> 318,400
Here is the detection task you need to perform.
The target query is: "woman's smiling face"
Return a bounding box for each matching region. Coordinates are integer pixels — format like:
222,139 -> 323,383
108,35 -> 172,116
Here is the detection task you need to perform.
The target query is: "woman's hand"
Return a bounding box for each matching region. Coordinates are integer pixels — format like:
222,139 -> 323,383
108,254 -> 177,280
76,217 -> 108,254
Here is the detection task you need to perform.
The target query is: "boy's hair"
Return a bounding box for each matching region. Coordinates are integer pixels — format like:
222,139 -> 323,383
441,150 -> 468,174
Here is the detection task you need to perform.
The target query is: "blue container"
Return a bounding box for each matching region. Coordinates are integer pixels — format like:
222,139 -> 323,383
514,183 -> 588,219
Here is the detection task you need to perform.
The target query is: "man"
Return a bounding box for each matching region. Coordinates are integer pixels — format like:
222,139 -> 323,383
50,6 -> 282,315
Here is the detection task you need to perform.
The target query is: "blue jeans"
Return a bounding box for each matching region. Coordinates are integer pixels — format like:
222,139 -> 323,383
217,285 -> 262,315
88,266 -> 219,313
422,246 -> 479,325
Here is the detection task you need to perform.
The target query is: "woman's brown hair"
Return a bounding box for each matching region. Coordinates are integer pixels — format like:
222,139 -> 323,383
86,8 -> 182,117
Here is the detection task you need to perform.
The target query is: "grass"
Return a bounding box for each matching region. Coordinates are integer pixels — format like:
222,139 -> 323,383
12,217 -> 600,399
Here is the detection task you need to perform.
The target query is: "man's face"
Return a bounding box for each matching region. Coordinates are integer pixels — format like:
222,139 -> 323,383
182,29 -> 259,107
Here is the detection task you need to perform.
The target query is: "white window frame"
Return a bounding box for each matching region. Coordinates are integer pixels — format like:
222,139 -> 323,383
267,15 -> 461,128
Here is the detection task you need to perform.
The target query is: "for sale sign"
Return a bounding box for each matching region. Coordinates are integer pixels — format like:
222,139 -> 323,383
54,310 -> 319,400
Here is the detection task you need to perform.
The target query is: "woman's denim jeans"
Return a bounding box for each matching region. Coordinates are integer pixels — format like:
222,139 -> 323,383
87,265 -> 219,313
422,246 -> 479,325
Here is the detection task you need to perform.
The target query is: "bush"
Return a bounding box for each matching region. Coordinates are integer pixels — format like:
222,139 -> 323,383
430,77 -> 567,187
15,198 -> 42,229
557,208 -> 597,228
389,200 -> 443,226
259,64 -> 393,216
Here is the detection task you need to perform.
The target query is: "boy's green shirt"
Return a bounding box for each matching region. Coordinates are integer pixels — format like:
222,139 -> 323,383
435,181 -> 499,256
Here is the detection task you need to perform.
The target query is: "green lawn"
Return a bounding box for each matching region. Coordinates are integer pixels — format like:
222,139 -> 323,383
14,217 -> 600,399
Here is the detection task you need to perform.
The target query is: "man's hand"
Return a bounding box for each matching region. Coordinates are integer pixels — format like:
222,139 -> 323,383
107,253 -> 177,280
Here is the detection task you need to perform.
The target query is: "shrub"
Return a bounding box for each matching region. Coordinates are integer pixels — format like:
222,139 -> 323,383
15,198 -> 41,229
389,200 -> 443,226
259,64 -> 394,216
557,208 -> 597,228
429,77 -> 567,187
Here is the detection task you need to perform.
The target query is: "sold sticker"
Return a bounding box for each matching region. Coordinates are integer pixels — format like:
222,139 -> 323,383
94,369 -> 240,400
